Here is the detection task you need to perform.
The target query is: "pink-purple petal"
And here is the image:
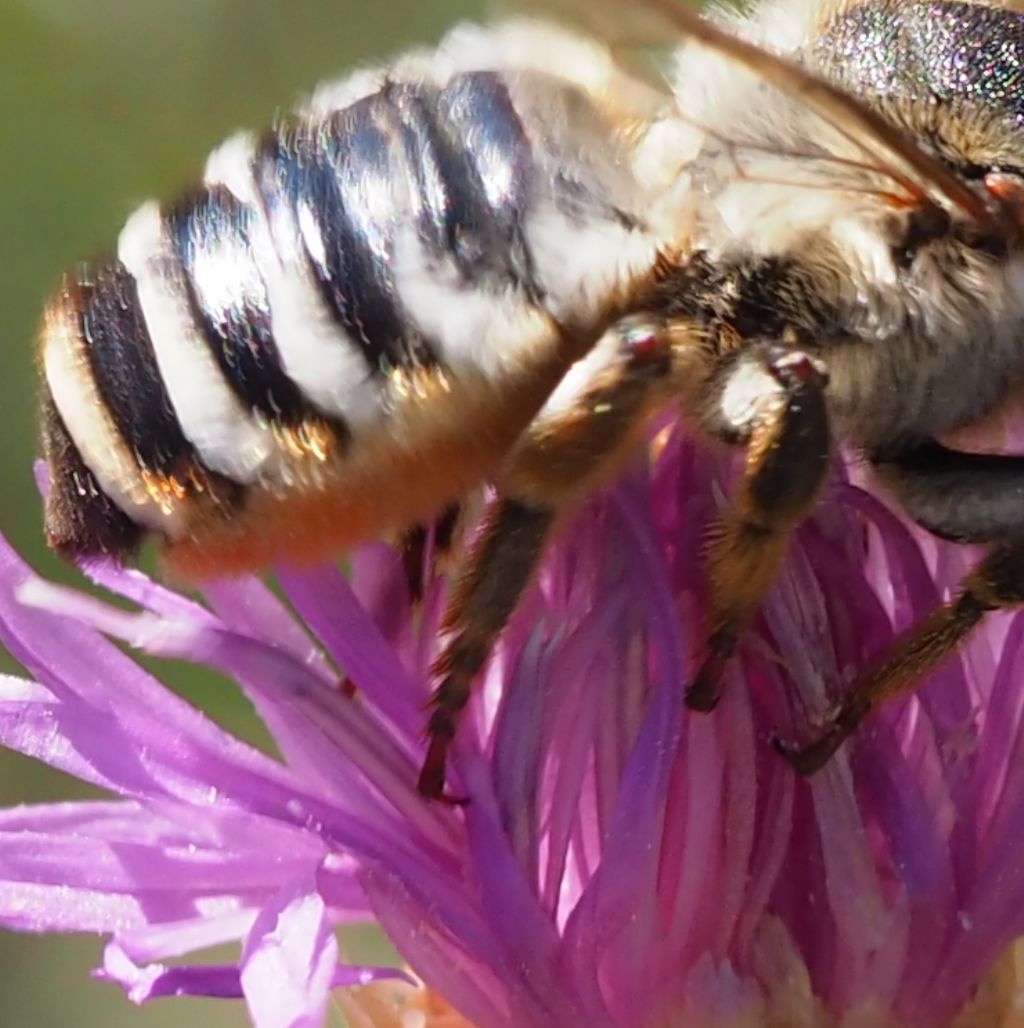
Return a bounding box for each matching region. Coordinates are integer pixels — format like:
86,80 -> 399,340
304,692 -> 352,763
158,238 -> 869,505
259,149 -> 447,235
0,880 -> 154,934
363,867 -> 519,1028
97,942 -> 244,1003
9,416 -> 1024,1027
277,565 -> 423,740
116,909 -> 260,963
240,877 -> 338,1028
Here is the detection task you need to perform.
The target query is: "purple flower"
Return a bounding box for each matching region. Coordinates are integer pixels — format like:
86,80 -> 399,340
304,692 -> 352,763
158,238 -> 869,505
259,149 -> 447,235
3,421 -> 1024,1027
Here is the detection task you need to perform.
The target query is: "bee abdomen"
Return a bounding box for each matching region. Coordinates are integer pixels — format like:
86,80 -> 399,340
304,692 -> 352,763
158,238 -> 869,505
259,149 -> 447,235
166,185 -> 316,429
40,391 -> 145,561
41,40 -> 661,568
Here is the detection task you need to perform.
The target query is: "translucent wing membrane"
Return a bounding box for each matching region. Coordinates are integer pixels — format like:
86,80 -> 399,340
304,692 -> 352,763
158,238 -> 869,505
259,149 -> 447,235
515,0 -> 995,227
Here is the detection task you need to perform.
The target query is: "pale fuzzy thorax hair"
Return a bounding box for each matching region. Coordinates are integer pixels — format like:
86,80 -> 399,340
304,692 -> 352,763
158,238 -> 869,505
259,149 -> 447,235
662,0 -> 884,263
660,0 -> 1024,263
648,0 -> 1024,448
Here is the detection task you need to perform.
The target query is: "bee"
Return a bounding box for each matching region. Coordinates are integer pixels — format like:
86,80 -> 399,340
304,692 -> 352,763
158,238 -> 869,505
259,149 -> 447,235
38,0 -> 1024,801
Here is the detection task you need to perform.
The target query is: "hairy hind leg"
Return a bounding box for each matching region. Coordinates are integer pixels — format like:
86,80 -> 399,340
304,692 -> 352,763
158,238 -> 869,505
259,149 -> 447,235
776,441 -> 1024,773
418,315 -> 692,800
399,503 -> 462,603
686,342 -> 832,711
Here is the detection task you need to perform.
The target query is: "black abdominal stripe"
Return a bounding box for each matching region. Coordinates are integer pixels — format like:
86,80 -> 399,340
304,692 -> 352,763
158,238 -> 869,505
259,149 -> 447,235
40,24 -> 663,561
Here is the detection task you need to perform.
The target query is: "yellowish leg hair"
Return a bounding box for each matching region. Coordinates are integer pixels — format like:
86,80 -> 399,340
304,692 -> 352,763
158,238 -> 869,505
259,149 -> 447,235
687,346 -> 832,711
418,315 -> 689,800
776,541 -> 1024,773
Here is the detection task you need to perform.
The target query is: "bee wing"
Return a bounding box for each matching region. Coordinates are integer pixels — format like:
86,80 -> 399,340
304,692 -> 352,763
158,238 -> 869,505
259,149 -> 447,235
513,0 -> 994,229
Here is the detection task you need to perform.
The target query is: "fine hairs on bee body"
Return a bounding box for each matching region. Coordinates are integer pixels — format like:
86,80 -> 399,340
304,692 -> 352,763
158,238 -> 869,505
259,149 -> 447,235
37,0 -> 1024,799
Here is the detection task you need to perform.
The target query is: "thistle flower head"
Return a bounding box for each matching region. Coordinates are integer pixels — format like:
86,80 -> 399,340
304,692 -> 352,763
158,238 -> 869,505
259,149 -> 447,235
3,427 -> 1024,1027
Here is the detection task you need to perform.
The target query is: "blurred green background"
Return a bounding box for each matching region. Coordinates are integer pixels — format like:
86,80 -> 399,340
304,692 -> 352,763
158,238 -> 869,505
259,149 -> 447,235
0,0 -> 480,1023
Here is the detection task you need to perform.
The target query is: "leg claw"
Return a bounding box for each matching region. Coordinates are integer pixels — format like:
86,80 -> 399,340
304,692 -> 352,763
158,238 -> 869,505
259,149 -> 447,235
685,679 -> 721,712
416,769 -> 469,806
686,654 -> 726,712
416,746 -> 469,806
771,728 -> 843,776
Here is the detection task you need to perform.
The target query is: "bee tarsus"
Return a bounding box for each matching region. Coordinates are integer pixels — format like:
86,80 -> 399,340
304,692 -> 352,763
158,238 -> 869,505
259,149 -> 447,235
688,343 -> 831,712
779,540 -> 1024,774
422,315 -> 678,798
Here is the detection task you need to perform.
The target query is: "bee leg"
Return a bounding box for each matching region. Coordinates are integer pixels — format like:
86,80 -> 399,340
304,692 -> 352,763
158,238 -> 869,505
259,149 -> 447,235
421,497 -> 554,803
870,440 -> 1024,547
419,315 -> 683,801
687,343 -> 831,711
776,442 -> 1024,774
339,507 -> 463,702
775,542 -> 1024,773
398,503 -> 462,603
